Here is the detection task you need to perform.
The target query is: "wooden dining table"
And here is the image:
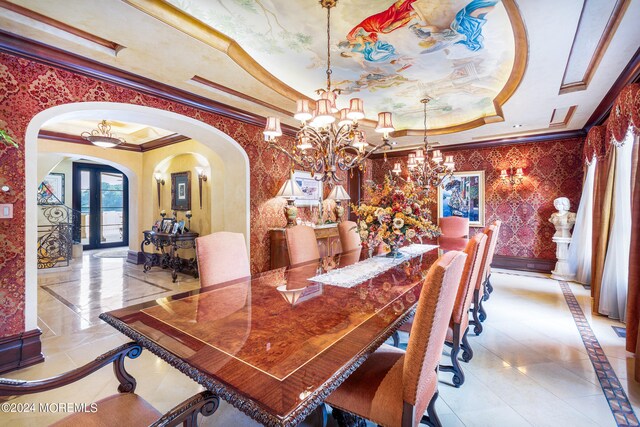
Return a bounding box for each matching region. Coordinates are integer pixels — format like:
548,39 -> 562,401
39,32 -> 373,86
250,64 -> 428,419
99,238 -> 467,426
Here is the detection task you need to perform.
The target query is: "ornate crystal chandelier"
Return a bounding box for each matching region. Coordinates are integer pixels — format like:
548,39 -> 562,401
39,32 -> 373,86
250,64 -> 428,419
81,120 -> 126,149
263,0 -> 394,184
393,98 -> 455,190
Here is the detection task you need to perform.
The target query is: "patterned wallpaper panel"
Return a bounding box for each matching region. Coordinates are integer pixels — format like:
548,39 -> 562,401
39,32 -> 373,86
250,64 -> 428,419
371,138 -> 585,260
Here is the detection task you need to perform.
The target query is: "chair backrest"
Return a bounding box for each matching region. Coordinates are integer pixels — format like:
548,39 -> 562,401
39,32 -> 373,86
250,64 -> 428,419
475,223 -> 498,290
439,217 -> 469,238
285,225 -> 320,265
196,232 -> 250,287
485,220 -> 502,277
453,233 -> 488,325
338,221 -> 361,252
403,250 -> 467,419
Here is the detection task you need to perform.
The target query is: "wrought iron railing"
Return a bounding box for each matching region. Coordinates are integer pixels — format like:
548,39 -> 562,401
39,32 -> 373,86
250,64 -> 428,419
37,182 -> 81,269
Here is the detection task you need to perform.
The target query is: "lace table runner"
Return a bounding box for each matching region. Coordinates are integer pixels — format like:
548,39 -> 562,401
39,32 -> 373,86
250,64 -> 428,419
308,244 -> 438,288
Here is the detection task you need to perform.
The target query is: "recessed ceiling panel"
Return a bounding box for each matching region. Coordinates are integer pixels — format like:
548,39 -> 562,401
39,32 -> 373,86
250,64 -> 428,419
165,0 -> 523,132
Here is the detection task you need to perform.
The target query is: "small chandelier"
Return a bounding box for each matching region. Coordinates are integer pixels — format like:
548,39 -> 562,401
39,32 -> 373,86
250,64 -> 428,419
81,120 -> 126,148
263,0 -> 394,184
393,98 -> 454,190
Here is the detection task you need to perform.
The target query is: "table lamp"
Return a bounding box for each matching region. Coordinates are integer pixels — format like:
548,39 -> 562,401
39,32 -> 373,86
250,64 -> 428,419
327,184 -> 351,222
276,174 -> 304,227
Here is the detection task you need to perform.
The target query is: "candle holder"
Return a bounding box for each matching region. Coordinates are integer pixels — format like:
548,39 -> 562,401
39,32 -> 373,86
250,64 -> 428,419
185,211 -> 192,231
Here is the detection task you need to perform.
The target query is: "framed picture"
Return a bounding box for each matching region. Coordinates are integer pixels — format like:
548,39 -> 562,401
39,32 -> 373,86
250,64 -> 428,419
437,170 -> 485,227
152,220 -> 162,232
177,220 -> 185,234
161,218 -> 174,233
293,170 -> 323,207
37,173 -> 65,205
171,171 -> 191,211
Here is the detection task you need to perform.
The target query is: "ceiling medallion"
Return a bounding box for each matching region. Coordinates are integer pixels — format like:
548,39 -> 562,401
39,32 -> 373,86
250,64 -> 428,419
393,98 -> 455,190
263,0 -> 394,184
81,120 -> 126,149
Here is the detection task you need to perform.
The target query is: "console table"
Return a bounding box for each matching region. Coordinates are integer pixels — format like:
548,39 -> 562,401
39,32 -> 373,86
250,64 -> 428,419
269,224 -> 342,269
140,230 -> 199,282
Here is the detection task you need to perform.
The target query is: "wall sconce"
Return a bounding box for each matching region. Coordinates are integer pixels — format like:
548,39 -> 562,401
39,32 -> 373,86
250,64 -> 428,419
195,167 -> 208,209
154,171 -> 164,208
500,167 -> 524,187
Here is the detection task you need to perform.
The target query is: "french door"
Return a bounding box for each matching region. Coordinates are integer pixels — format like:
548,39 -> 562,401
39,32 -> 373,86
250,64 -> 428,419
73,162 -> 129,250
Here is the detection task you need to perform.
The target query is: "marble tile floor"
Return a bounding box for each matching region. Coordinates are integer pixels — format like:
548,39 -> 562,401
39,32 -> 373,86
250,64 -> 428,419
1,253 -> 638,426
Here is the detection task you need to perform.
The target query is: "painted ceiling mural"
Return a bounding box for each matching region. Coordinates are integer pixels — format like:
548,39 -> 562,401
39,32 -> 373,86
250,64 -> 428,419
168,0 -> 519,131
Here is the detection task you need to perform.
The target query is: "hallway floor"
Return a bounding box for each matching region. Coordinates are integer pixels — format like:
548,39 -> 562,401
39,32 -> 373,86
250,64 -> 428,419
1,251 -> 639,426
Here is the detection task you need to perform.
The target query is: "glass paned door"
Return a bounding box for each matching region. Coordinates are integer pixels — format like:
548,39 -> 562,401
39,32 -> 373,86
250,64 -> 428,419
73,163 -> 128,250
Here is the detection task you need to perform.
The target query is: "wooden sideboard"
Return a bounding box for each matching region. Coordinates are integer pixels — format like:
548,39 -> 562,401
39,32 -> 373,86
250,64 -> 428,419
270,224 -> 343,269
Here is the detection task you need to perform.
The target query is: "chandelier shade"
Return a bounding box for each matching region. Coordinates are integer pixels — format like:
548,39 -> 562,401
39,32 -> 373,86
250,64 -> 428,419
262,1 -> 395,184
80,120 -> 126,149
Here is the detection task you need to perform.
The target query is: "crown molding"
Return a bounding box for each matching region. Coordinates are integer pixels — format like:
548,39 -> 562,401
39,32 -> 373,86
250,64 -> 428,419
38,129 -> 192,152
0,30 -> 298,136
368,129 -> 586,160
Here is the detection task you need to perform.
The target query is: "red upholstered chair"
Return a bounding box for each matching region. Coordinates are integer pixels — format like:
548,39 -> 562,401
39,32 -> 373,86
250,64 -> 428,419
395,234 -> 488,387
439,233 -> 488,387
483,220 -> 502,299
325,251 -> 467,427
196,231 -> 250,287
285,225 -> 320,265
470,220 -> 501,335
439,217 -> 469,238
338,220 -> 361,252
0,342 -> 218,427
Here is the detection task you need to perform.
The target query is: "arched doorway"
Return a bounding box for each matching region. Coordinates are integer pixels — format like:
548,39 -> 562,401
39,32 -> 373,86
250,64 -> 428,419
24,102 -> 250,332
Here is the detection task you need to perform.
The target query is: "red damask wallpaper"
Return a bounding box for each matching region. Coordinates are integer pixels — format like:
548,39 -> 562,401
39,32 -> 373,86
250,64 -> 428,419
371,138 -> 585,259
0,53 -> 324,337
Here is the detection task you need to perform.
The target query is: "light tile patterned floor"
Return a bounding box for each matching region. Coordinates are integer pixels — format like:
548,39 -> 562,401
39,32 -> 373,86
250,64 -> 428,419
1,254 -> 639,426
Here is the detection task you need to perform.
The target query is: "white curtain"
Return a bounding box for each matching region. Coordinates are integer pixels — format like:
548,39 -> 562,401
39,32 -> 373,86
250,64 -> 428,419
568,158 -> 596,284
599,129 -> 635,321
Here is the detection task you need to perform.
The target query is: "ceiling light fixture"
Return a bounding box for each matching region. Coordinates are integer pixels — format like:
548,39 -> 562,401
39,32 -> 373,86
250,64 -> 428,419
263,0 -> 394,184
81,120 -> 126,148
392,98 -> 454,190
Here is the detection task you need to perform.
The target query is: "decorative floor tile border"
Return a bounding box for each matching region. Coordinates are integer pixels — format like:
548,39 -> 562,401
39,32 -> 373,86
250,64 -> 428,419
559,281 -> 639,427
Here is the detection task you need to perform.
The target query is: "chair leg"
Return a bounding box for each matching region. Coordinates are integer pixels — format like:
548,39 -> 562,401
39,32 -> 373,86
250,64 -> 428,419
392,331 -> 400,348
419,391 -> 442,427
470,289 -> 484,335
478,294 -> 487,323
439,324 -> 465,387
460,327 -> 473,362
331,408 -> 367,427
486,273 -> 494,294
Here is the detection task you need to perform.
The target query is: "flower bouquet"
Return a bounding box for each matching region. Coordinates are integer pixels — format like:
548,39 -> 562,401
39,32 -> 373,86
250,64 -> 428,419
352,175 -> 440,257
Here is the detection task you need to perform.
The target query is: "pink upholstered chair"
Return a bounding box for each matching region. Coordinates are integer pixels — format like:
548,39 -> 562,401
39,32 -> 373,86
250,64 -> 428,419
439,217 -> 470,238
196,231 -> 250,287
470,220 -> 501,335
285,225 -> 320,265
395,234 -> 488,387
338,220 -> 361,252
0,342 -> 219,427
483,220 -> 502,299
325,251 -> 467,427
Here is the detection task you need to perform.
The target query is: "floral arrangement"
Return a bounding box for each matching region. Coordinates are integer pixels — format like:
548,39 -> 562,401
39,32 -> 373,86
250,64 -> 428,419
352,175 -> 440,254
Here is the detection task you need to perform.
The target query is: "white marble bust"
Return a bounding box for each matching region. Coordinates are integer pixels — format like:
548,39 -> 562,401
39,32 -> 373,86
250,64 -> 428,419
549,197 -> 576,239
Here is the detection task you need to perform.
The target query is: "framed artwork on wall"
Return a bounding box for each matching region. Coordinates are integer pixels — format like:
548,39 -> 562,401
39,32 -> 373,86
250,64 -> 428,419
437,170 -> 485,227
293,170 -> 323,207
37,173 -> 65,205
171,171 -> 191,211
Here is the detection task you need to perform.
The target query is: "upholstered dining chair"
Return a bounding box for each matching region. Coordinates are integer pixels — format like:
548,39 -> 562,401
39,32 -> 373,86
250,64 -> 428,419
0,342 -> 218,427
483,220 -> 502,300
439,217 -> 469,238
470,220 -> 501,335
196,231 -> 250,287
338,220 -> 361,252
325,251 -> 467,427
285,225 -> 320,265
393,234 -> 488,387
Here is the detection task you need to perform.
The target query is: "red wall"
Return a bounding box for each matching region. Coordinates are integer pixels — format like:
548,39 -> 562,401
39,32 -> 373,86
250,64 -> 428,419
371,138 -> 584,260
0,53 -> 308,337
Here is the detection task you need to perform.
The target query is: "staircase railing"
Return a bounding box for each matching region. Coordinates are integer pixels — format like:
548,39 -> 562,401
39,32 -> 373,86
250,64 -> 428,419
37,182 -> 81,269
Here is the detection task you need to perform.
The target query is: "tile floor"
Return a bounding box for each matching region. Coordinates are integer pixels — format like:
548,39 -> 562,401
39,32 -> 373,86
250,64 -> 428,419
1,251 -> 639,427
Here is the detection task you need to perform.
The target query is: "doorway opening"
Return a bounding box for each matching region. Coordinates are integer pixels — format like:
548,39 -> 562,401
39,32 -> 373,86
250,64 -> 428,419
72,162 -> 129,250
